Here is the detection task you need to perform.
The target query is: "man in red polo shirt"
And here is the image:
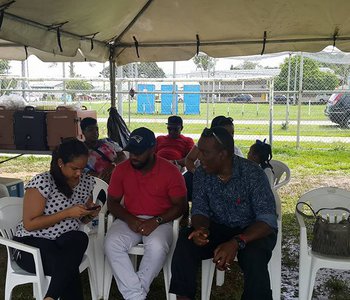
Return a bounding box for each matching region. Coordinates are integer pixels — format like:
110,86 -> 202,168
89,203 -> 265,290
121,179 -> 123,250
105,127 -> 187,300
156,115 -> 194,168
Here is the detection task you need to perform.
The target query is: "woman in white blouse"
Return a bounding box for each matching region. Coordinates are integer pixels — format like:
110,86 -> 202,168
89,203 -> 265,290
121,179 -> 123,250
14,138 -> 100,300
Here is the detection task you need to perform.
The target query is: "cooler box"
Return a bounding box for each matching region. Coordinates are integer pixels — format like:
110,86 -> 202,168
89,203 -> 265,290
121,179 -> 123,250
0,177 -> 24,198
13,106 -> 48,150
46,106 -> 97,150
0,106 -> 16,149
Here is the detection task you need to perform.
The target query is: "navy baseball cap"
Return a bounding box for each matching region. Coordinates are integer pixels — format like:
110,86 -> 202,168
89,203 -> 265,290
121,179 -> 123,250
123,127 -> 156,154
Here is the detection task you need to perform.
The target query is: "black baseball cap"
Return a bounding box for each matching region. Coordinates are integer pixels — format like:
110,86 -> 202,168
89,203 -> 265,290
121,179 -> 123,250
123,127 -> 156,154
166,115 -> 183,126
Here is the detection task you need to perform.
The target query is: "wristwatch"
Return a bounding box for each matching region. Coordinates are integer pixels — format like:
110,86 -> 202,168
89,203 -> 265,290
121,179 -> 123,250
232,235 -> 247,250
155,216 -> 164,225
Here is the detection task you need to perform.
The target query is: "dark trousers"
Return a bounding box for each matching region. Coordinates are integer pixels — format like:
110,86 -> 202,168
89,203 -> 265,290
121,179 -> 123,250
183,171 -> 194,202
14,230 -> 88,300
169,222 -> 277,300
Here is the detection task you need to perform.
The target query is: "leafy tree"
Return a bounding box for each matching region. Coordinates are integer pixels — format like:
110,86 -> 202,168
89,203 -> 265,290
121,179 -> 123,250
231,61 -> 261,70
68,62 -> 75,77
100,62 -> 165,78
137,62 -> 165,78
275,56 -> 339,91
193,54 -> 216,72
0,59 -> 15,94
66,79 -> 93,99
319,63 -> 350,87
0,59 -> 10,74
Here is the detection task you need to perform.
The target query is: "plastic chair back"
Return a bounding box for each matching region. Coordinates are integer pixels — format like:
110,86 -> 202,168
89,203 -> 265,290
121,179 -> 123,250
269,160 -> 291,190
0,197 -> 23,239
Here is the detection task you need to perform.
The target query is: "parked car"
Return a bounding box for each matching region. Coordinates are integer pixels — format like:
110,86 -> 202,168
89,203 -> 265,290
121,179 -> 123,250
274,94 -> 287,104
315,94 -> 332,104
324,93 -> 350,128
228,94 -> 253,102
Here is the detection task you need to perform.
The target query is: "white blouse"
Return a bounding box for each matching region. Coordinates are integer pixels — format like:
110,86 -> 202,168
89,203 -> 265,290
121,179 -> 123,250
16,172 -> 95,240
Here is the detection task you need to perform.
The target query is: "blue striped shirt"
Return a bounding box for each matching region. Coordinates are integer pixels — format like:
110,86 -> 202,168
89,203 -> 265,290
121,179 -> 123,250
192,156 -> 277,230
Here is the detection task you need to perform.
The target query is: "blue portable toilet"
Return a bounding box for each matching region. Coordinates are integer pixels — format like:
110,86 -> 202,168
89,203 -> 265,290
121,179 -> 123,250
184,85 -> 200,115
161,85 -> 178,114
137,84 -> 155,114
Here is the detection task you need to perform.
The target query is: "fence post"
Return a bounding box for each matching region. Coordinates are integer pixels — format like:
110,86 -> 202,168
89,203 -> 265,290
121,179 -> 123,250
296,53 -> 304,148
269,79 -> 274,147
286,53 -> 292,126
172,61 -> 176,115
62,63 -> 67,105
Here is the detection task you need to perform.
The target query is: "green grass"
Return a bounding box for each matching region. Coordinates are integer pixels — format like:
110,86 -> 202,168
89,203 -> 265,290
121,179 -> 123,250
83,101 -> 328,121
79,101 -> 350,141
1,145 -> 350,299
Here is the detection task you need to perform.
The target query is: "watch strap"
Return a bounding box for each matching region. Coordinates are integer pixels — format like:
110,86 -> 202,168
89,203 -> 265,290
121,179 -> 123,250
155,216 -> 164,224
233,235 -> 246,250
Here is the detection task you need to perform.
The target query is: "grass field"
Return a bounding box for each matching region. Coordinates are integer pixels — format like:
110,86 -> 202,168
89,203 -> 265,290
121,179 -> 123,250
82,101 -> 328,121
80,101 -> 350,143
1,146 -> 350,299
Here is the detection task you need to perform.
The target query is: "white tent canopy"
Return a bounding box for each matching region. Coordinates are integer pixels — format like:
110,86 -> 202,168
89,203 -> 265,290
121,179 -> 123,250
1,0 -> 350,65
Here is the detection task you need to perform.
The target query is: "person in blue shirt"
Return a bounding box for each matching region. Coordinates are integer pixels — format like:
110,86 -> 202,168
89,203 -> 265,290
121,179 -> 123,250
169,127 -> 277,300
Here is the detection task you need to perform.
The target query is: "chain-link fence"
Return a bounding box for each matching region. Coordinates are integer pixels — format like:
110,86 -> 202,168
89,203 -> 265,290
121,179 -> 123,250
2,52 -> 350,150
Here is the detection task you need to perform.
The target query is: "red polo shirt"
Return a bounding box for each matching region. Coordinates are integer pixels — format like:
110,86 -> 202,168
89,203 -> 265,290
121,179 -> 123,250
108,156 -> 187,216
156,134 -> 194,161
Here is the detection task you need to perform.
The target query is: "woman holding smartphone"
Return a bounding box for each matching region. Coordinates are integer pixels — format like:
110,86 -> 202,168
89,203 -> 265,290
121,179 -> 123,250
13,138 -> 100,300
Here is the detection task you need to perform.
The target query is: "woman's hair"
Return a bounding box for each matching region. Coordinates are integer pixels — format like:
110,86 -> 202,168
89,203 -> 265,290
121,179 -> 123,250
251,139 -> 273,169
50,138 -> 88,198
210,116 -> 234,128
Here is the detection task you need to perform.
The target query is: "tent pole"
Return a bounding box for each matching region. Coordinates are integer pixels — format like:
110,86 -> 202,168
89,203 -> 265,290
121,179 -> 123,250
109,54 -> 116,108
117,66 -> 123,114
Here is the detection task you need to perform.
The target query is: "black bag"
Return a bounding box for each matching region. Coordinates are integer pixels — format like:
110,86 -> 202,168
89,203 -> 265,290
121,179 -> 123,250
13,106 -> 48,150
107,107 -> 130,148
296,201 -> 350,257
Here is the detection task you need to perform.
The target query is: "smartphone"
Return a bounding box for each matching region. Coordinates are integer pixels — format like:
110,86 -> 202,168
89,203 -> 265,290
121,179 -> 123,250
86,205 -> 101,211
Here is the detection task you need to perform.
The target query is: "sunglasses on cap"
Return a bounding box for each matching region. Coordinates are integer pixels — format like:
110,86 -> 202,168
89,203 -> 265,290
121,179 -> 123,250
201,128 -> 223,145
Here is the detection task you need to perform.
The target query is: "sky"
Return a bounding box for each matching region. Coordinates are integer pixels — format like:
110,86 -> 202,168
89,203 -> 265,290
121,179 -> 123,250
8,53 -> 288,79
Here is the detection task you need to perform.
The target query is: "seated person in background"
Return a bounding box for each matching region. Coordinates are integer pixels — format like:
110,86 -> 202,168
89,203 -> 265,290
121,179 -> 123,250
105,127 -> 187,300
13,139 -> 100,300
155,115 -> 194,168
247,139 -> 274,187
185,116 -> 243,173
169,127 -> 277,300
81,117 -> 126,183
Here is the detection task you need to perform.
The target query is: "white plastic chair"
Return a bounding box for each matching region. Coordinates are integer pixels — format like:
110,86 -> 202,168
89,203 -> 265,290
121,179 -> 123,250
296,187 -> 350,300
87,177 -> 109,299
0,196 -> 97,300
103,213 -> 180,300
202,189 -> 282,300
269,159 -> 291,190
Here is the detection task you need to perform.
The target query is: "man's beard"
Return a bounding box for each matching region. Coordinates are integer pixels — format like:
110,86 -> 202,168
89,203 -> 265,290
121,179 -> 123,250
130,156 -> 150,170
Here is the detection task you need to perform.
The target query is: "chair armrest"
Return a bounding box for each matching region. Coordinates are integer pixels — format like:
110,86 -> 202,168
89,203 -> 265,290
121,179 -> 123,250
274,174 -> 291,190
107,213 -> 115,230
295,211 -> 309,251
97,210 -> 106,237
0,236 -> 46,279
0,236 -> 41,256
